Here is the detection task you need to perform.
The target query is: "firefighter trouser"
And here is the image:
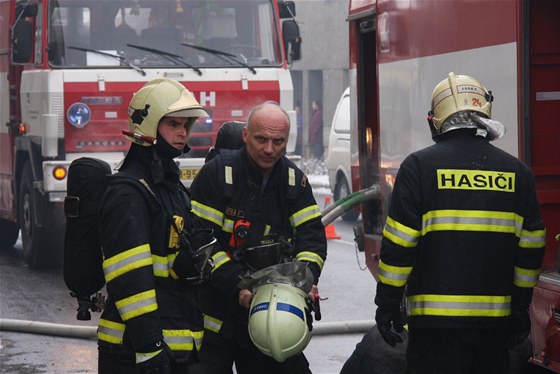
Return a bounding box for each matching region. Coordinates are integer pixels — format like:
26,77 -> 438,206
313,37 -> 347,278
98,343 -> 190,374
189,328 -> 311,374
406,328 -> 509,374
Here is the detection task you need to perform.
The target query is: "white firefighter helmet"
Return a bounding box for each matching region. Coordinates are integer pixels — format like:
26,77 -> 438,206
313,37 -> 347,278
248,283 -> 312,363
430,72 -> 493,131
125,78 -> 208,146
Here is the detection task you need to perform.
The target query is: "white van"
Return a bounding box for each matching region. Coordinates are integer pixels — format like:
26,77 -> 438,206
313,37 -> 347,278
326,87 -> 359,221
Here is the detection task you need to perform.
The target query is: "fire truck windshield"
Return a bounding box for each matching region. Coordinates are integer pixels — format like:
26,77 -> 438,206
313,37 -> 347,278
47,0 -> 283,68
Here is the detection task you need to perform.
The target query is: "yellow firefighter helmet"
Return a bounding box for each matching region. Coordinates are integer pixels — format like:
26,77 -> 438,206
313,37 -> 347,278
125,78 -> 208,146
430,72 -> 493,131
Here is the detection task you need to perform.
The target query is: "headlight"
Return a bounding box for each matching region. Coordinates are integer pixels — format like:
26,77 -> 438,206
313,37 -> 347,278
67,102 -> 91,128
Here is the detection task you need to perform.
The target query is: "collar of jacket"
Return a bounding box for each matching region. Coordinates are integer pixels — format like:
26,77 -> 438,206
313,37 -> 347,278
240,148 -> 285,191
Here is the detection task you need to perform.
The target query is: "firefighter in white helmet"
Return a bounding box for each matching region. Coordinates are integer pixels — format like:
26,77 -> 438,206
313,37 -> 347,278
373,72 -> 545,373
98,78 -> 216,373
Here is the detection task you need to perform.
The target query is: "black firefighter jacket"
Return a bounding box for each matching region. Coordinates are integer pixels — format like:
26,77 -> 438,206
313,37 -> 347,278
98,146 -> 204,364
189,148 -> 327,340
376,129 -> 545,330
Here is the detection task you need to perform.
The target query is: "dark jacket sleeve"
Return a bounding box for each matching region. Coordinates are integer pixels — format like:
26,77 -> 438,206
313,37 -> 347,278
189,160 -> 245,297
290,170 -> 328,284
100,183 -> 163,350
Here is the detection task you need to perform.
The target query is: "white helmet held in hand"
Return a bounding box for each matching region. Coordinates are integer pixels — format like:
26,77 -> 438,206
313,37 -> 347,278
125,78 -> 208,146
248,282 -> 312,363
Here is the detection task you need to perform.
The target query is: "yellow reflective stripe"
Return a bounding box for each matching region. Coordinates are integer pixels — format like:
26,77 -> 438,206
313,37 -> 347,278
383,217 -> 420,248
264,225 -> 271,236
519,229 -> 546,248
203,314 -> 223,334
223,218 -> 234,234
115,289 -> 158,321
378,260 -> 412,287
421,210 -> 523,235
191,200 -> 224,227
514,266 -> 541,288
295,251 -> 324,270
103,244 -> 152,282
288,167 -> 296,186
152,253 -> 174,278
163,329 -> 204,352
211,251 -> 231,272
135,349 -> 162,364
290,205 -> 321,227
98,318 -> 125,344
408,294 -> 511,317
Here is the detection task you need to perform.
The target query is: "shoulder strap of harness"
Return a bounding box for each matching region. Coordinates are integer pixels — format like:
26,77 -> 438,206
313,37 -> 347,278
108,172 -> 160,214
217,150 -> 298,201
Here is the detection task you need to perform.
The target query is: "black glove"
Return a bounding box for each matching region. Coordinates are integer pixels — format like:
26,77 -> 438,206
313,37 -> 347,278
375,306 -> 404,347
136,340 -> 174,374
170,229 -> 216,283
508,308 -> 531,349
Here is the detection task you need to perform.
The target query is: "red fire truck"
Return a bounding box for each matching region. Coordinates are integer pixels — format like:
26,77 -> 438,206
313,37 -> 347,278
0,0 -> 300,269
348,0 -> 560,370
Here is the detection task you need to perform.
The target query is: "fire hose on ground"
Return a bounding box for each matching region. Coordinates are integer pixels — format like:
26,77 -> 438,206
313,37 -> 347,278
0,185 -> 381,340
0,318 -> 375,340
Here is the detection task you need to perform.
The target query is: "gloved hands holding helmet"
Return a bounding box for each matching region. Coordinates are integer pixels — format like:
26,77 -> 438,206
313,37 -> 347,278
136,340 -> 174,374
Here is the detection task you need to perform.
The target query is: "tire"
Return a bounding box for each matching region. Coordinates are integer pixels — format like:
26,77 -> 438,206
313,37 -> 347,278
0,219 -> 19,251
19,162 -> 63,269
334,176 -> 359,221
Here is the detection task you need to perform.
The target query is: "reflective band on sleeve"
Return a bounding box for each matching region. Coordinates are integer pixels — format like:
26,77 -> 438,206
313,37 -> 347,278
203,314 -> 223,334
295,251 -> 324,270
103,244 -> 152,283
378,260 -> 412,287
421,210 -> 523,236
513,266 -> 541,288
152,253 -> 173,278
191,200 -> 224,227
163,329 -> 204,352
383,217 -> 420,248
408,294 -> 511,317
519,229 -> 546,248
97,318 -> 125,344
290,205 -> 321,227
211,251 -> 231,272
115,289 -> 158,321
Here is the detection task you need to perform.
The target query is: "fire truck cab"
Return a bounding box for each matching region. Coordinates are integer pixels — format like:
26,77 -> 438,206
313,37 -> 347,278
348,0 -> 560,370
0,0 -> 300,269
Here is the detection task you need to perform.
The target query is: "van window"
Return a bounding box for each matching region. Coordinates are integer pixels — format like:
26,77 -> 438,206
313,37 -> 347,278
333,94 -> 350,133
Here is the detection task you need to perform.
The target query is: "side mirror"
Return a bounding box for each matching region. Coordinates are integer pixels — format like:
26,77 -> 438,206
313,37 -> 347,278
278,1 -> 296,19
282,20 -> 301,62
12,3 -> 38,64
12,20 -> 33,63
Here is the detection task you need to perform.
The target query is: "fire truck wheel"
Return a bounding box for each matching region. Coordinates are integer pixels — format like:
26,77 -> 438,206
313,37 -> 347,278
0,219 -> 19,251
334,175 -> 359,222
19,162 -> 63,269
